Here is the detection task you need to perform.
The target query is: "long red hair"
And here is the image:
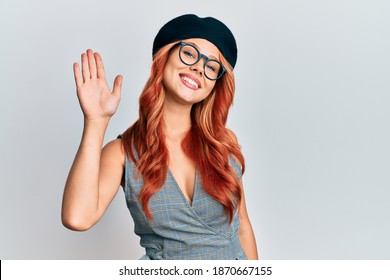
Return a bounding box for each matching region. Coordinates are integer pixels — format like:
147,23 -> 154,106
121,42 -> 245,223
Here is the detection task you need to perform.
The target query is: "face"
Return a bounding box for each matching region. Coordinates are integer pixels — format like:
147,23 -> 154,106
163,38 -> 221,106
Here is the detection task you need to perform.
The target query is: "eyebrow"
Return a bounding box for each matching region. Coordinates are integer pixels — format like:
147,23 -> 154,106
187,41 -> 219,60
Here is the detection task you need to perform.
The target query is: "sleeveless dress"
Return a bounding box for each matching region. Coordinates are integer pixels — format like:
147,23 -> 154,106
119,137 -> 247,260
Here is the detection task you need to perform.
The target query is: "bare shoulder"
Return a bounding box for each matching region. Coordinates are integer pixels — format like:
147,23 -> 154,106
102,138 -> 125,167
100,138 -> 126,189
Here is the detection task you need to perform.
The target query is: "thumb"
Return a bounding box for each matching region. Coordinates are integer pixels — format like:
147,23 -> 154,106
112,75 -> 123,97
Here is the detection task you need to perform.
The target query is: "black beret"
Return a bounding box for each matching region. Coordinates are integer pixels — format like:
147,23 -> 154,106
152,14 -> 238,68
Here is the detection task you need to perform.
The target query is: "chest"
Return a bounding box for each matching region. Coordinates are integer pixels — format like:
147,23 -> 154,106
167,141 -> 196,205
125,155 -> 233,233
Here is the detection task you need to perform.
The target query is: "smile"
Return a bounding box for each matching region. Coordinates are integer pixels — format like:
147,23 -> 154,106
180,74 -> 200,89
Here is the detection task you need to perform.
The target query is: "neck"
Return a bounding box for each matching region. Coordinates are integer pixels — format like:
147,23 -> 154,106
163,100 -> 192,141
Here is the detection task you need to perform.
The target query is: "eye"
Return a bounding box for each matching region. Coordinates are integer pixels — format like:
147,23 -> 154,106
206,61 -> 221,74
183,50 -> 195,58
206,64 -> 217,73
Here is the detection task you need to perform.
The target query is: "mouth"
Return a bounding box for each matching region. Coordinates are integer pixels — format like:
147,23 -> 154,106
179,74 -> 201,89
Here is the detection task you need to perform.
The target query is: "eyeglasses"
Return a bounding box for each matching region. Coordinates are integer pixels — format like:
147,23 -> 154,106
177,42 -> 226,80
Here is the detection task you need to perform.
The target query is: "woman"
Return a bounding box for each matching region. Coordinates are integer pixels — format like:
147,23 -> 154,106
62,14 -> 258,260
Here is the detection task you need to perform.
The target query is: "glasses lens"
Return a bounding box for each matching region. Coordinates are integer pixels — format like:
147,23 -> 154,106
204,60 -> 222,80
179,43 -> 224,80
180,44 -> 199,65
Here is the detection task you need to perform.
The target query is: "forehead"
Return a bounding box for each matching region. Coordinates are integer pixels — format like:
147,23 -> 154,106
182,38 -> 220,58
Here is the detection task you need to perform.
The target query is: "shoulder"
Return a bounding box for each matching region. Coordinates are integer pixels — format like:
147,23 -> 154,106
102,138 -> 125,168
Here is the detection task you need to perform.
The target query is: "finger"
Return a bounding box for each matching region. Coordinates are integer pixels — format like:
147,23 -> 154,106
112,75 -> 123,98
87,49 -> 97,79
81,52 -> 90,82
73,62 -> 83,88
95,52 -> 106,80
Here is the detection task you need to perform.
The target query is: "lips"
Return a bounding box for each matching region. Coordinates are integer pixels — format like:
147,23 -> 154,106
179,74 -> 201,89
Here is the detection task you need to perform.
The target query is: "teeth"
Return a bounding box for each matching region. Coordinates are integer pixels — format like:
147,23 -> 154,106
181,76 -> 199,88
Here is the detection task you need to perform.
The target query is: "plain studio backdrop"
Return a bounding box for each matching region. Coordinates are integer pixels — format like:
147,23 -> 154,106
0,0 -> 389,259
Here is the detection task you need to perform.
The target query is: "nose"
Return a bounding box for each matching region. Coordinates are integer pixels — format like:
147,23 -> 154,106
189,60 -> 203,77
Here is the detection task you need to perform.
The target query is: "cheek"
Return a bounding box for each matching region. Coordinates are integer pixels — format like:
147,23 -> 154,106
163,64 -> 174,84
163,58 -> 180,81
196,83 -> 216,102
162,67 -> 169,82
204,81 -> 216,94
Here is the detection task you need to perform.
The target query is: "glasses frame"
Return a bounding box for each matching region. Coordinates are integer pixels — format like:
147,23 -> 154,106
177,41 -> 226,81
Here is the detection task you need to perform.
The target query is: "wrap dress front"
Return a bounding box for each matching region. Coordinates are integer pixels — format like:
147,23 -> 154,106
121,144 -> 247,260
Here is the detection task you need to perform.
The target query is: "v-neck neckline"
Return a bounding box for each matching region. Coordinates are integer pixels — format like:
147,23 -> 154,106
168,168 -> 198,207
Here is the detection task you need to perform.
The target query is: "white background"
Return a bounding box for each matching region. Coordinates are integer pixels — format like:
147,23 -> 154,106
1,0 -> 389,259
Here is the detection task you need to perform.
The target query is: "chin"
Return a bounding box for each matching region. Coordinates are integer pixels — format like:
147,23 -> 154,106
181,92 -> 207,104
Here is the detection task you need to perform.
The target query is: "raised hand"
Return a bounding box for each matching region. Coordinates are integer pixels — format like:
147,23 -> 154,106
73,49 -> 123,122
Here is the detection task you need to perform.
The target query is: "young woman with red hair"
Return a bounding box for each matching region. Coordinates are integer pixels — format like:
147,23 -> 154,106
62,14 -> 258,260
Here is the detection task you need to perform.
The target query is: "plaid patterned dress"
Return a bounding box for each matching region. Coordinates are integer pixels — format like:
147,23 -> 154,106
121,145 -> 247,260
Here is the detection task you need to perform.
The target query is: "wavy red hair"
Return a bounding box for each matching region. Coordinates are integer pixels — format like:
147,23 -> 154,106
121,42 -> 245,223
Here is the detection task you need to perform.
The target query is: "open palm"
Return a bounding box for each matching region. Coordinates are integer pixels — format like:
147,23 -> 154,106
73,49 -> 123,121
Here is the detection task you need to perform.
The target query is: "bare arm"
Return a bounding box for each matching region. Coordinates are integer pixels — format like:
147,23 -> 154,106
238,180 -> 259,260
61,49 -> 124,231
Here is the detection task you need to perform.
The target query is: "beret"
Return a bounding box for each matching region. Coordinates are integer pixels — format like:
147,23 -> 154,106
152,14 -> 238,68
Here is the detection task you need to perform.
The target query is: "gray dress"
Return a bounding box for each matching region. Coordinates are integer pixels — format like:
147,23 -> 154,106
121,143 -> 247,260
